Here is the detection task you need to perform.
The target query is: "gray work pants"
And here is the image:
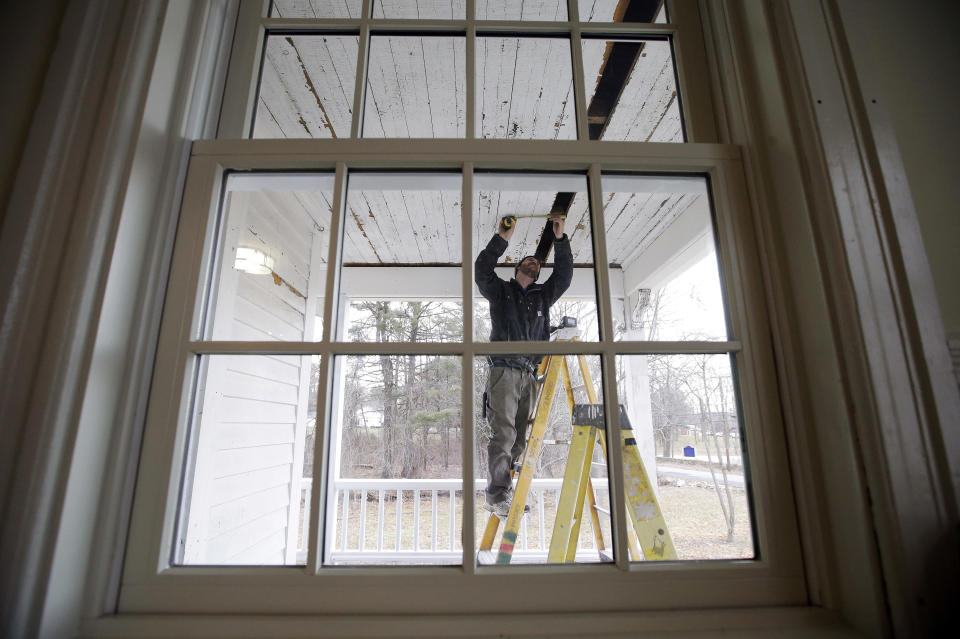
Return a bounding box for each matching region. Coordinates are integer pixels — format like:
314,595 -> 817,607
485,365 -> 537,505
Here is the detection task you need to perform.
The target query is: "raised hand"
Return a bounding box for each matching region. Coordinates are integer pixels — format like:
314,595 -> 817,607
550,216 -> 565,239
499,216 -> 517,241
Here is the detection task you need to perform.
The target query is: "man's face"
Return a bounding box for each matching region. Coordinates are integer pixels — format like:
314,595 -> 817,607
518,256 -> 540,280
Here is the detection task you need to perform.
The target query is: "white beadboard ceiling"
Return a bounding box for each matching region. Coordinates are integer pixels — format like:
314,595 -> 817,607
253,0 -> 700,274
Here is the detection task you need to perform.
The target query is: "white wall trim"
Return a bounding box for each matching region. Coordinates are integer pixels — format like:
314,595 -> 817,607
70,0 -> 238,628
773,0 -> 960,635
698,0 -> 890,634
949,333 -> 960,388
0,1 -> 165,636
80,606 -> 854,638
0,0 -> 237,637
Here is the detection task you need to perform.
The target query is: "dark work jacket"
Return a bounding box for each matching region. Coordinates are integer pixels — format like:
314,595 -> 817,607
475,233 -> 573,371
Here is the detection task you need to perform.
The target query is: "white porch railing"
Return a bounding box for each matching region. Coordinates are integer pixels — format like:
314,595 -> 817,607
297,477 -> 611,564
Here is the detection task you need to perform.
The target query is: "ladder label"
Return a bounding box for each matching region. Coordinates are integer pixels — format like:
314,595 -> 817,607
571,404 -> 606,429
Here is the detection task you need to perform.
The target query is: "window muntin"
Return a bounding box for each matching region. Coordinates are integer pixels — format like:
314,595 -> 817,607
363,36 -> 466,138
254,35 -> 360,139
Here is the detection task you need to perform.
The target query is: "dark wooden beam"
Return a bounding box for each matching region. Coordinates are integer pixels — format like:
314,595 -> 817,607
543,0 -> 664,261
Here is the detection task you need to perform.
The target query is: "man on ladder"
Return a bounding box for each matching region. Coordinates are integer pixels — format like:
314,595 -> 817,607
475,214 -> 572,518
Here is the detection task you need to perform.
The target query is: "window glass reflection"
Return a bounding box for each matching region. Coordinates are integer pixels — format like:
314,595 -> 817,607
601,174 -> 728,342
473,172 -> 598,342
363,36 -> 466,138
617,354 -> 754,560
206,173 -> 333,341
176,355 -> 320,565
254,35 -> 359,139
325,355 -> 463,565
582,38 -> 683,142
340,172 -> 463,342
477,37 -> 575,139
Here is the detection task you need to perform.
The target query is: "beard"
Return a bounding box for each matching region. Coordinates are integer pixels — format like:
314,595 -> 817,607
519,260 -> 540,280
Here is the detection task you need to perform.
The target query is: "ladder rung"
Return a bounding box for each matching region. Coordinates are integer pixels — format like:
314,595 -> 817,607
543,439 -> 570,445
591,461 -> 605,467
593,505 -> 611,515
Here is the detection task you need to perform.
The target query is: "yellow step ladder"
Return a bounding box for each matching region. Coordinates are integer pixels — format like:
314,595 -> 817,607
478,347 -> 676,564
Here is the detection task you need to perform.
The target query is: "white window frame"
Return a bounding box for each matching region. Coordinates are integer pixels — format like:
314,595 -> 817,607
117,0 -> 804,616
121,138 -> 804,614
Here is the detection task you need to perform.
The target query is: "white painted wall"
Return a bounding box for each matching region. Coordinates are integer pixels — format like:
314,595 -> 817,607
835,0 -> 960,337
184,190 -> 318,564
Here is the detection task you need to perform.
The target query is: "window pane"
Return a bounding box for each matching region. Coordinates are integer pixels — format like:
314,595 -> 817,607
582,38 -> 682,141
363,36 -> 466,138
617,354 -> 755,560
175,354 -> 320,565
254,35 -> 359,139
473,172 -> 598,342
340,172 -> 463,341
476,0 -> 568,21
374,0 -> 466,19
578,0 -> 667,23
325,355 -> 463,565
474,354 -> 613,564
270,0 -> 363,18
601,174 -> 728,341
205,173 -> 333,342
477,37 -> 575,139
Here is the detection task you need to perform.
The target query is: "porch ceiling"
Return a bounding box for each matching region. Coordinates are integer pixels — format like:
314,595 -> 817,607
253,0 -> 697,272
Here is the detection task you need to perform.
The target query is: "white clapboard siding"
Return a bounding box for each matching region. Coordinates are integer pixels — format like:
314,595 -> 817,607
211,464 -> 293,507
241,529 -> 289,565
476,0 -> 567,21
221,367 -> 301,405
215,422 -> 297,449
184,187 -> 313,562
214,444 -> 295,479
206,507 -> 289,564
271,0 -> 363,19
218,395 -> 299,425
206,483 -> 292,539
237,274 -> 305,331
233,296 -> 304,341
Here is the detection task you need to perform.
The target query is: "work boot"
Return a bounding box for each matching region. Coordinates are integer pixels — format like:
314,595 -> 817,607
483,494 -> 530,519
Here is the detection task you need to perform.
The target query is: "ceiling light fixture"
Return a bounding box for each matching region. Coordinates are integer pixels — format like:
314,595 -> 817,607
234,247 -> 275,275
